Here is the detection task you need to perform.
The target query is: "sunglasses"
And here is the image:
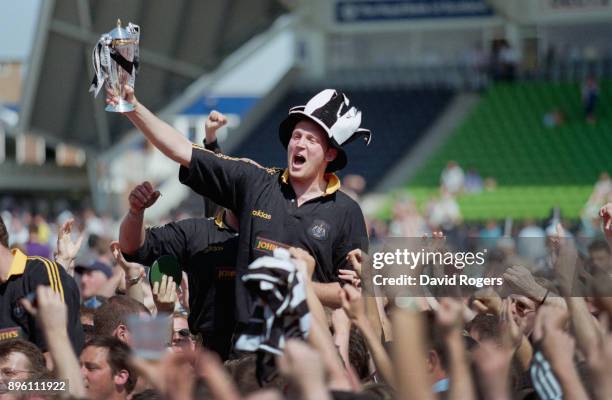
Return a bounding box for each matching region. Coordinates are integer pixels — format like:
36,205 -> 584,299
173,328 -> 191,337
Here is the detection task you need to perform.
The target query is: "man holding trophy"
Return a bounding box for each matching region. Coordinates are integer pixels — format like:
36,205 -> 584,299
96,20 -> 370,351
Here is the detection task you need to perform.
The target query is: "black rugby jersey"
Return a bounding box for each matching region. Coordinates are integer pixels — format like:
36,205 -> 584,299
0,249 -> 84,353
179,145 -> 369,324
123,216 -> 238,359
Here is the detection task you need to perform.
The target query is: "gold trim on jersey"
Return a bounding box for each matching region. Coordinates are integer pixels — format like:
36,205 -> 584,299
29,257 -> 65,302
191,144 -> 279,175
7,249 -> 27,279
280,169 -> 341,195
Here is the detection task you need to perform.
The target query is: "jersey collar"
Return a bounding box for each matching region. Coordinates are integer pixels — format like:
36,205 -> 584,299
280,169 -> 341,196
7,249 -> 27,279
214,209 -> 227,229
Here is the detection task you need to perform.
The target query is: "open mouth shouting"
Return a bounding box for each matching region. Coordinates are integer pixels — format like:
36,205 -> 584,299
292,153 -> 307,169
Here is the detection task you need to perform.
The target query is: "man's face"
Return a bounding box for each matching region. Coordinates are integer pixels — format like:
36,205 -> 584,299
0,352 -> 33,383
80,346 -> 116,400
80,270 -> 108,299
590,249 -> 611,272
287,120 -> 337,182
170,317 -> 195,353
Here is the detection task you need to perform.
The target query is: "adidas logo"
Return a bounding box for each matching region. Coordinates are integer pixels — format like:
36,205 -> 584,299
251,210 -> 271,220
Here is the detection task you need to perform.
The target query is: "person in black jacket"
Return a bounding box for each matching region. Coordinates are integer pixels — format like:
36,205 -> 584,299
0,216 -> 84,355
108,86 -> 371,328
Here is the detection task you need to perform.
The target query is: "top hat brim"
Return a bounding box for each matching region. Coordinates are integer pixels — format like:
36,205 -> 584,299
279,111 -> 347,172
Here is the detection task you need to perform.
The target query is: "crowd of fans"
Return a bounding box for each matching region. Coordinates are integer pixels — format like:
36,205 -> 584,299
2,90 -> 612,400
1,169 -> 612,400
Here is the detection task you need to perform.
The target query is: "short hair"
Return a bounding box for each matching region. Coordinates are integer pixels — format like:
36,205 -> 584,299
224,354 -> 261,395
224,354 -> 287,395
131,389 -> 165,400
0,215 -> 8,248
80,305 -> 96,322
589,239 -> 610,255
172,310 -> 189,321
83,336 -> 137,393
0,339 -> 47,376
422,310 -> 449,370
348,326 -> 370,380
466,314 -> 500,343
93,295 -> 150,337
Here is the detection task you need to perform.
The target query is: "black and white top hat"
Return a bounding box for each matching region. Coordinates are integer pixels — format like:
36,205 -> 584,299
279,89 -> 372,172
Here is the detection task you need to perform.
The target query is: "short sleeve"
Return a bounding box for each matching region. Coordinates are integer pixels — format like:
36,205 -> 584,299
25,260 -> 84,354
123,218 -> 210,272
179,145 -> 252,212
333,202 -> 369,271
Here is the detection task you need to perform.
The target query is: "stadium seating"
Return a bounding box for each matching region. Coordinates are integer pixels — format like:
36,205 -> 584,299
411,80 -> 612,186
406,80 -> 612,220
230,87 -> 454,187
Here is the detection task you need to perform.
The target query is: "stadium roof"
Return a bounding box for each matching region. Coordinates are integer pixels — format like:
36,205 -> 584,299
18,0 -> 285,150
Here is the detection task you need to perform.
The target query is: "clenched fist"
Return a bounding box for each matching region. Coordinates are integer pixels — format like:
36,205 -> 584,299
205,110 -> 227,143
129,181 -> 161,214
600,203 -> 612,238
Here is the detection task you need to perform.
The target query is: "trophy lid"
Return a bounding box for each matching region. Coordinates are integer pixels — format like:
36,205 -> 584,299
108,19 -> 135,41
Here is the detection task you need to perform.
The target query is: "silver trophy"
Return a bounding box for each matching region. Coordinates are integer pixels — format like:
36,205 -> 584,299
89,19 -> 140,112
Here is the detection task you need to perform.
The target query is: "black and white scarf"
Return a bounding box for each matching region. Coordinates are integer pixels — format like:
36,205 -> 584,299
235,248 -> 310,355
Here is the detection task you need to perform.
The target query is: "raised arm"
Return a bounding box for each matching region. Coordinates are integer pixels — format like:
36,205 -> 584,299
341,284 -> 396,388
119,181 -> 160,255
600,203 -> 612,248
21,286 -> 86,398
436,298 -> 476,400
107,85 -> 192,166
54,219 -> 85,276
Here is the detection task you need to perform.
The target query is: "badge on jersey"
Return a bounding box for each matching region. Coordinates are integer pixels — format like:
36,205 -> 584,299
309,220 -> 330,241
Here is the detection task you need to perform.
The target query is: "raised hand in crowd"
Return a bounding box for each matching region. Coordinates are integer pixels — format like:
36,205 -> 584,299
341,284 -> 395,387
500,297 -> 533,370
131,349 -> 197,400
129,181 -> 161,215
110,241 -> 151,308
471,287 -> 503,315
331,307 -> 352,370
585,314 -> 612,400
539,305 -> 589,400
111,241 -> 145,282
338,268 -> 361,288
195,348 -> 242,400
278,339 -> 331,400
205,110 -> 228,144
120,180 -> 162,256
21,286 -> 86,398
499,297 -> 523,349
436,297 -> 476,400
473,340 -> 513,400
97,262 -> 127,298
533,304 -> 568,342
339,248 -> 362,288
54,218 -> 85,275
550,224 -> 578,294
600,202 -> 612,243
178,273 -> 190,312
153,274 -> 177,314
289,246 -> 315,281
392,300 -> 434,400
